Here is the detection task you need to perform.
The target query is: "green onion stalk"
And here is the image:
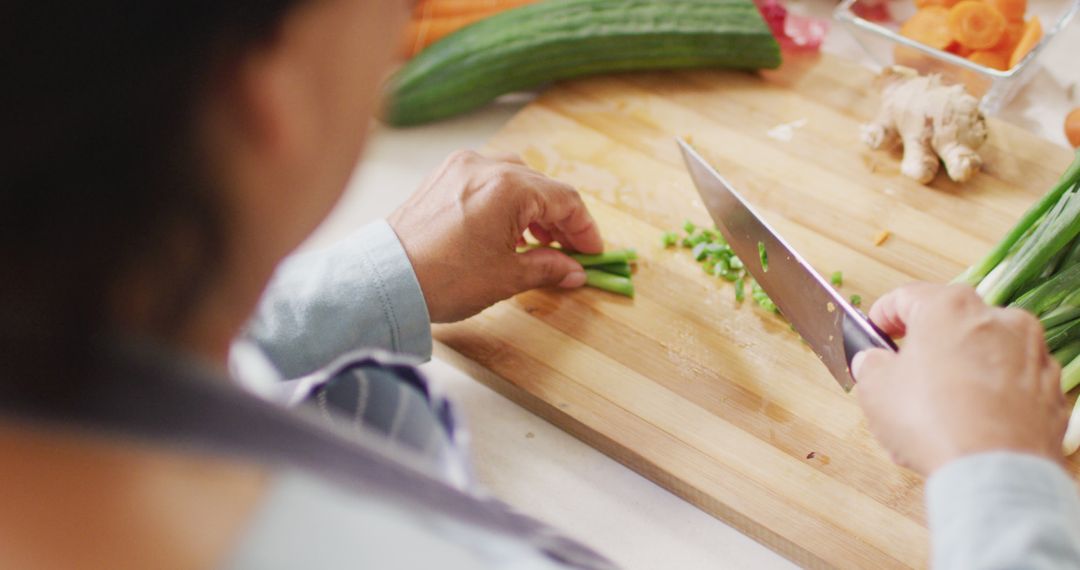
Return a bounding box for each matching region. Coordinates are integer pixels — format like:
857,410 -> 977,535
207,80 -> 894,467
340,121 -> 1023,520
521,245 -> 638,297
958,150 -> 1080,454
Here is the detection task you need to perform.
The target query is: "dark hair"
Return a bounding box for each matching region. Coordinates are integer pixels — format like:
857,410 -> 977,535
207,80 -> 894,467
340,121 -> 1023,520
1,2 -> 299,380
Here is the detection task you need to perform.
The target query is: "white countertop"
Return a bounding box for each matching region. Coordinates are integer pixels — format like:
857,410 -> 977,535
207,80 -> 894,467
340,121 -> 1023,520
306,7 -> 1080,568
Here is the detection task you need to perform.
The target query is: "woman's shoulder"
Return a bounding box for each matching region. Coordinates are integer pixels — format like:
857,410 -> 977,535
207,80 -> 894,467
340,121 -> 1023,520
0,420 -> 269,570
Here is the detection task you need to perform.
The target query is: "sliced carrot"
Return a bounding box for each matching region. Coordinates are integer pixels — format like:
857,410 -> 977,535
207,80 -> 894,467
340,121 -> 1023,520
413,0 -> 537,19
915,0 -> 961,8
994,20 -> 1025,52
968,49 -> 1010,70
1008,16 -> 1043,68
948,41 -> 974,57
401,12 -> 493,57
948,1 -> 1007,50
900,7 -> 954,50
1066,107 -> 1080,148
987,0 -> 1027,22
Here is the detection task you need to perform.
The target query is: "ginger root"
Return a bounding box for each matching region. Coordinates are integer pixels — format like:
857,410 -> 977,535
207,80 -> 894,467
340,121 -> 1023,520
862,66 -> 988,184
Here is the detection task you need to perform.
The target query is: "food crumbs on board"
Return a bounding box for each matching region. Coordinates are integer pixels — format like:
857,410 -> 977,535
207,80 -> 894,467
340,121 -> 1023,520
766,118 -> 808,142
826,301 -> 836,313
526,432 -> 535,439
684,134 -> 695,145
806,451 -> 817,460
874,230 -> 892,246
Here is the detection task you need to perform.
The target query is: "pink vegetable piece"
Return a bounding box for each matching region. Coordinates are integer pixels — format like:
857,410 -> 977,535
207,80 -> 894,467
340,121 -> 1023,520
852,0 -> 892,23
753,0 -> 829,52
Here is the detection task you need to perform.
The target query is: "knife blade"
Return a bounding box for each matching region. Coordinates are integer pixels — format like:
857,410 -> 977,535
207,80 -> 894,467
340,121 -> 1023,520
677,138 -> 896,391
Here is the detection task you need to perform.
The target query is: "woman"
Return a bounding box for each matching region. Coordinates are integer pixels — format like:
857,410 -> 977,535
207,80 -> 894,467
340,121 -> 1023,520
1,0 -> 1078,568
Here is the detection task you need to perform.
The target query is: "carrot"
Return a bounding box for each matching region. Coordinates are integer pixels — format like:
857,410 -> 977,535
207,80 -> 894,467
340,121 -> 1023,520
994,20 -> 1025,52
413,0 -> 537,19
987,0 -> 1027,22
948,1 -> 1007,50
1066,107 -> 1080,149
947,41 -> 974,57
401,12 -> 492,57
1008,16 -> 1043,69
900,7 -> 954,50
403,0 -> 539,57
915,0 -> 961,8
968,49 -> 1010,70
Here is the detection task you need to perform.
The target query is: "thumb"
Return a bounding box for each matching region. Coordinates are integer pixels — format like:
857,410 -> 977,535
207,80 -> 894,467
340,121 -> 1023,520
514,248 -> 587,292
851,348 -> 897,387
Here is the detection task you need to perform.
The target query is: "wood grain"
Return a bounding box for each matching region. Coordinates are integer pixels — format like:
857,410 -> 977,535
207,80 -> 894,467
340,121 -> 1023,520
433,53 -> 1078,569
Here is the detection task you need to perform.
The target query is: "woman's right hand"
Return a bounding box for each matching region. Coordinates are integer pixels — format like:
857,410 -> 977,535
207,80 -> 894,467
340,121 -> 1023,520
853,283 -> 1068,477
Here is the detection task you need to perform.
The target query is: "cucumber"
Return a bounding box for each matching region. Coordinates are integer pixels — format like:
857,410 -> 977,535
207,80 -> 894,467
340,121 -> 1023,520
387,0 -> 782,126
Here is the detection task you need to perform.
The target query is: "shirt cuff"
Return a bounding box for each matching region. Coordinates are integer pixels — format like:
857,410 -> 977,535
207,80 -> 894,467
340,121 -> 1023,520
927,451 -> 1080,567
244,220 -> 433,379
927,452 -> 1075,515
360,220 -> 433,360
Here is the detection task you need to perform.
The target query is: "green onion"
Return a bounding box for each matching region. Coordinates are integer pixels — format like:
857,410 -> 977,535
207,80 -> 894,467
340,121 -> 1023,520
830,271 -> 843,287
957,150 -> 1080,288
1054,340 -> 1080,367
692,242 -> 708,262
569,249 -> 637,266
584,269 -> 634,298
683,219 -> 697,234
850,294 -> 862,307
758,242 -> 769,272
592,262 -> 632,277
734,278 -> 745,302
662,232 -> 679,248
981,186 -> 1080,305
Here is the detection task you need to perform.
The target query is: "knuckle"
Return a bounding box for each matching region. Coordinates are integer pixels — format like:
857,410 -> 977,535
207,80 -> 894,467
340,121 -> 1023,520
449,149 -> 479,163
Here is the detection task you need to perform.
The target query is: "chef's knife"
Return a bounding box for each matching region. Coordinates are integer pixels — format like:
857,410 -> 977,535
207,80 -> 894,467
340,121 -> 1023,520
677,138 -> 896,391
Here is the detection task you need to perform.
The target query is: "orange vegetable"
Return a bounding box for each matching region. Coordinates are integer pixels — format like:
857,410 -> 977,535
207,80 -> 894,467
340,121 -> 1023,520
994,20 -> 1025,52
948,1 -> 1007,50
987,0 -> 1027,22
915,0 -> 961,8
900,7 -> 954,50
947,42 -> 974,57
1066,107 -> 1080,148
401,14 -> 486,57
413,0 -> 537,19
968,49 -> 1010,70
1008,16 -> 1043,68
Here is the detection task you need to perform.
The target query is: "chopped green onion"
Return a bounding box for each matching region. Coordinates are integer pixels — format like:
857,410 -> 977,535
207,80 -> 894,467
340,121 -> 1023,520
734,278 -> 745,302
850,294 -> 862,307
758,242 -> 769,272
662,232 -> 679,248
830,271 -> 843,287
692,242 -> 708,262
683,220 -> 697,234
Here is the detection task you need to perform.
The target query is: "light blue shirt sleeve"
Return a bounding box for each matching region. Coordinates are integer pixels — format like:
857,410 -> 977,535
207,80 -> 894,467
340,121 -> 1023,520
927,451 -> 1080,569
243,220 -> 433,379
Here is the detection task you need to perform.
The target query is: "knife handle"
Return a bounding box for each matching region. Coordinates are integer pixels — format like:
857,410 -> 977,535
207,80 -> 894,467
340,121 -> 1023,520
842,313 -> 898,381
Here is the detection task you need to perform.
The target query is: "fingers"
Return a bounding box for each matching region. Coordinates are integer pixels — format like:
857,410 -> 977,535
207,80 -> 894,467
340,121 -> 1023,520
487,151 -> 527,166
868,282 -> 980,338
852,347 -> 897,387
514,248 -> 587,291
519,177 -> 604,254
867,283 -> 935,338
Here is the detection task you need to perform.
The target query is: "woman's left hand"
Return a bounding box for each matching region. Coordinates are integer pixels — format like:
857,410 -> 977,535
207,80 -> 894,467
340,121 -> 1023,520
388,150 -> 604,323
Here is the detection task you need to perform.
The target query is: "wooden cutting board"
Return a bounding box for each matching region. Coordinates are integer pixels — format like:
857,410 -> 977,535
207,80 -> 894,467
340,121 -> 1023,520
433,53 -> 1079,569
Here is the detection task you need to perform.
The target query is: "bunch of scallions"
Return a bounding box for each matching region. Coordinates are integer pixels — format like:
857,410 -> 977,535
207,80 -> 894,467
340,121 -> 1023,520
956,149 -> 1080,453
